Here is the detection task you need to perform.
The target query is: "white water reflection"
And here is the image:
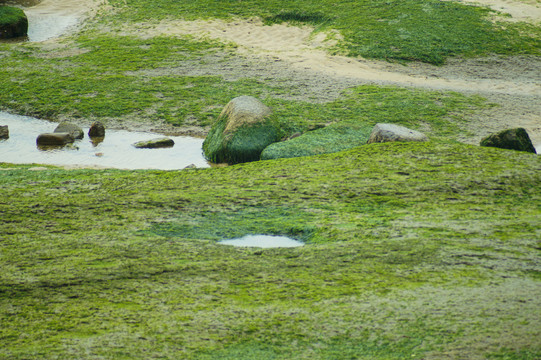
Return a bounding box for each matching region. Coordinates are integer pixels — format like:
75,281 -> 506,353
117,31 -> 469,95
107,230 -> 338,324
0,112 -> 210,170
219,235 -> 304,248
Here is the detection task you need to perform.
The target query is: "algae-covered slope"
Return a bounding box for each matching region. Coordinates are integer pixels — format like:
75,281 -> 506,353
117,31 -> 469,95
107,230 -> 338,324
1,142 -> 540,359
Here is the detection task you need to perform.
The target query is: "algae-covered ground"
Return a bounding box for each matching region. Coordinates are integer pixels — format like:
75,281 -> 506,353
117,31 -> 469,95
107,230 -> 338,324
1,143 -> 541,359
1,0 -> 541,358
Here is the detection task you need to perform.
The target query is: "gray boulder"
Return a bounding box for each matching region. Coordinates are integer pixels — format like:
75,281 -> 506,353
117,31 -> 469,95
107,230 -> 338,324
36,133 -> 74,146
367,123 -> 428,144
0,125 -> 8,139
88,121 -> 105,137
54,122 -> 84,139
480,128 -> 536,154
203,96 -> 281,164
133,137 -> 175,149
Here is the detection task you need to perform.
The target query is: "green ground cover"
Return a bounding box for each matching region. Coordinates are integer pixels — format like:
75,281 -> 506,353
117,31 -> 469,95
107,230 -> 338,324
104,0 -> 541,64
1,142 -> 540,359
0,34 -> 487,139
0,6 -> 24,27
1,0 -> 540,358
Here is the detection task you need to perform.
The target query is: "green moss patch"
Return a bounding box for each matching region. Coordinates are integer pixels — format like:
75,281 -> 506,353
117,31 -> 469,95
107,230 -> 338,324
1,142 -> 540,358
106,0 -> 541,64
0,6 -> 27,39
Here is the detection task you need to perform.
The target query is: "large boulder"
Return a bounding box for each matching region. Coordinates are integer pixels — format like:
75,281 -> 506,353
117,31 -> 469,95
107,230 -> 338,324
54,122 -> 84,139
480,128 -> 536,154
133,137 -> 175,149
36,133 -> 74,146
88,121 -> 105,138
203,96 -> 281,164
0,125 -> 8,139
367,123 -> 428,144
0,6 -> 28,39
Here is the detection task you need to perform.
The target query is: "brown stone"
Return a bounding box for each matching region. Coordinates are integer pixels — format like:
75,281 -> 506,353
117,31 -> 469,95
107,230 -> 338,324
88,121 -> 105,137
36,133 -> 74,146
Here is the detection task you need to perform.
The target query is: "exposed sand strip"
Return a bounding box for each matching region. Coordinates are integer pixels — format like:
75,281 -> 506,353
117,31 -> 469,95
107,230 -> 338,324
449,0 -> 541,23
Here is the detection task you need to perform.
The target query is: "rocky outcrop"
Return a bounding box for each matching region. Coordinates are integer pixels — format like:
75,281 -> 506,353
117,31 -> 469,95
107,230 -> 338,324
367,123 -> 428,144
0,125 -> 8,139
36,133 -> 74,146
480,128 -> 536,154
88,121 -> 105,137
203,96 -> 281,164
133,137 -> 175,149
0,6 -> 28,39
54,122 -> 84,139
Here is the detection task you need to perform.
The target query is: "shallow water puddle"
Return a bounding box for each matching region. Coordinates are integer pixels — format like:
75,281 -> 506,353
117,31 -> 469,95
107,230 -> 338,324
219,235 -> 304,248
0,112 -> 210,170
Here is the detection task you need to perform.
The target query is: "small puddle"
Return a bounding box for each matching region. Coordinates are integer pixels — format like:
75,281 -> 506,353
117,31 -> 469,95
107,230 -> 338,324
218,235 -> 304,248
0,112 -> 210,170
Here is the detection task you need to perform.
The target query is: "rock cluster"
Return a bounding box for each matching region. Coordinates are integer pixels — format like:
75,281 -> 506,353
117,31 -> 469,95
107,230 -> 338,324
36,121 -> 105,147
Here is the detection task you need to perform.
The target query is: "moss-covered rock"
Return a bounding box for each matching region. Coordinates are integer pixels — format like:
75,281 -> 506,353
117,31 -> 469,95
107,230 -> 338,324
480,128 -> 537,154
0,6 -> 28,39
203,96 -> 281,164
261,122 -> 371,160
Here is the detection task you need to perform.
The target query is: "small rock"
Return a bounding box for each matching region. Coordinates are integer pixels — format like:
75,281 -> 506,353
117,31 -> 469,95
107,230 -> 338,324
0,125 -> 8,139
36,133 -> 75,146
88,121 -> 105,137
367,123 -> 428,144
480,128 -> 536,154
54,122 -> 84,139
133,137 -> 175,149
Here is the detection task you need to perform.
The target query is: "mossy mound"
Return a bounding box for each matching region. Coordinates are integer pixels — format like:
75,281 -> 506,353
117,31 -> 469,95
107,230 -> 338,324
261,122 -> 371,160
203,96 -> 281,164
0,6 -> 28,39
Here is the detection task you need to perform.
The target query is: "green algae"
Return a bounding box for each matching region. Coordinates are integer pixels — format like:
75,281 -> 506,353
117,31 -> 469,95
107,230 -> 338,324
105,0 -> 541,64
0,0 -> 540,357
1,142 -> 540,358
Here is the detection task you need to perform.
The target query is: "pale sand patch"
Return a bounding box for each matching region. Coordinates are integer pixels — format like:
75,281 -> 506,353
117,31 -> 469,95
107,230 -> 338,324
448,0 -> 541,23
139,19 -> 541,96
23,0 -> 104,42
